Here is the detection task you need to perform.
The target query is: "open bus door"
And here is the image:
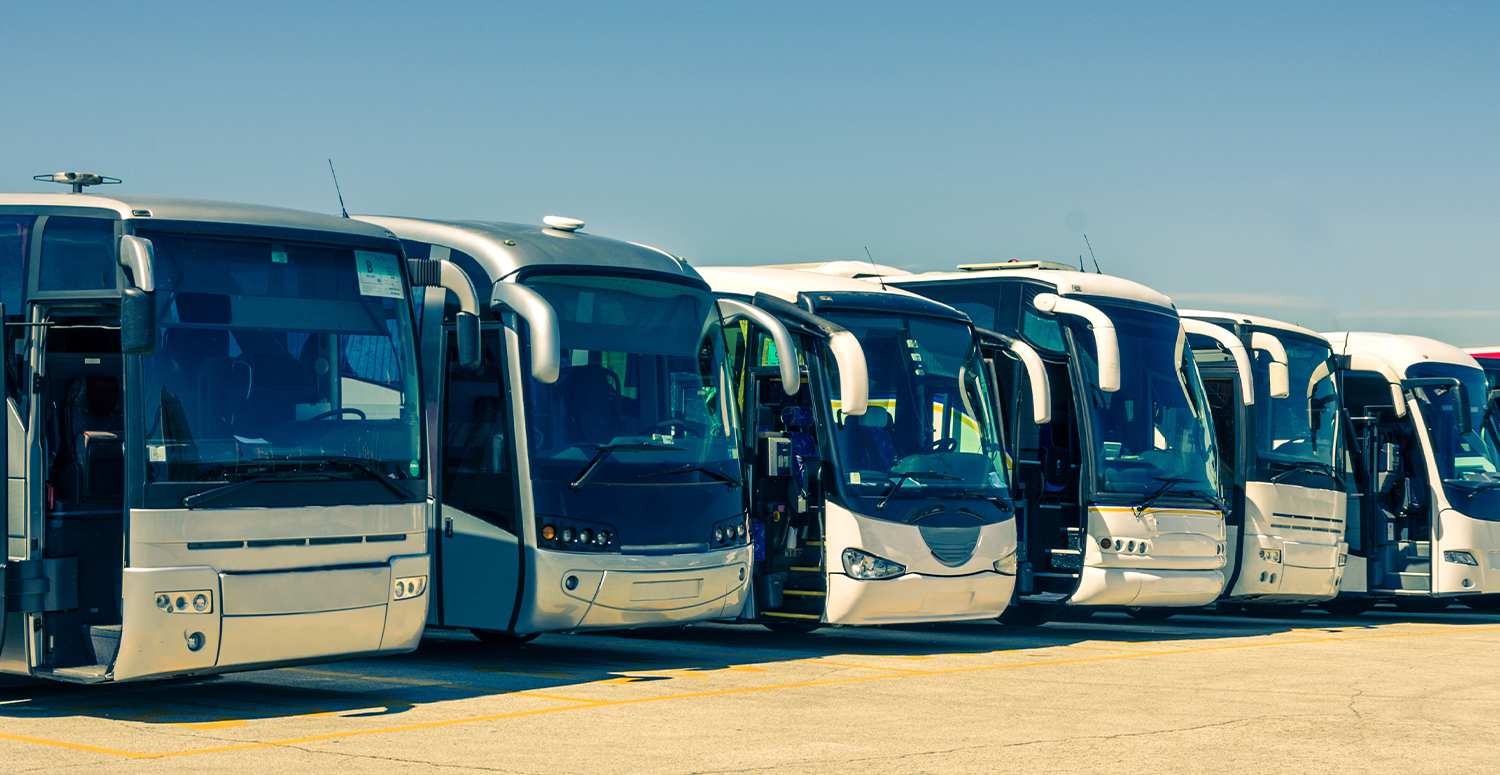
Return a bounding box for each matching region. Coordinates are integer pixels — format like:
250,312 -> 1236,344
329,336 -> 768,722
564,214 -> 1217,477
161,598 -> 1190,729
1344,373 -> 1435,600
0,302 -> 7,653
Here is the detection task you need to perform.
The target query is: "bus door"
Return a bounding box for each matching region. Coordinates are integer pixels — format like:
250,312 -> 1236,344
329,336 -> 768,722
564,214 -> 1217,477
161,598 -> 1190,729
1344,372 -> 1432,595
435,317 -> 524,633
0,302 -> 8,654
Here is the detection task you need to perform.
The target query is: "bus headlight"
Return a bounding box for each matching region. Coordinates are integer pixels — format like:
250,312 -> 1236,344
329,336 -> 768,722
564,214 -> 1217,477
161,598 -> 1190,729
1443,551 -> 1478,566
993,552 -> 1018,576
842,548 -> 906,580
393,576 -> 428,601
1259,549 -> 1282,564
154,590 -> 213,614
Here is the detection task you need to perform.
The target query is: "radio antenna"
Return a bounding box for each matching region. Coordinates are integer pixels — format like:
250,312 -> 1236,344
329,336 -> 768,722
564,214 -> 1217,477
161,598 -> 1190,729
328,159 -> 349,218
864,246 -> 887,290
1084,234 -> 1101,273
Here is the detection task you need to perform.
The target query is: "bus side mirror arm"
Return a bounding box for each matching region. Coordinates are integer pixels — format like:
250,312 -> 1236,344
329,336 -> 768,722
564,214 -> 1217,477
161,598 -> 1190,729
1183,319 -> 1254,406
119,235 -> 155,292
439,263 -> 481,370
1032,293 -> 1119,392
490,282 -> 560,383
1250,332 -> 1290,399
717,298 -> 800,395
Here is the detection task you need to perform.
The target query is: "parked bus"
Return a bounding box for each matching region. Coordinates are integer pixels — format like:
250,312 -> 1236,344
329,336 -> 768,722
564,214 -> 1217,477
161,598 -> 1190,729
699,266 -> 1019,631
352,215 -> 760,641
1179,311 -> 1347,614
1327,332 -> 1500,613
877,261 -> 1227,624
1,174 -> 450,683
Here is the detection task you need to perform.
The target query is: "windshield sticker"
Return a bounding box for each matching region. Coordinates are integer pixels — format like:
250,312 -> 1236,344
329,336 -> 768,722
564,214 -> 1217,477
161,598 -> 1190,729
355,251 -> 404,299
272,250 -> 288,264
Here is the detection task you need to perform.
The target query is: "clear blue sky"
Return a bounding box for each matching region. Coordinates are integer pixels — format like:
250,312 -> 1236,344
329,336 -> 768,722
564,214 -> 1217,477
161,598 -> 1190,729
5,1 -> 1497,345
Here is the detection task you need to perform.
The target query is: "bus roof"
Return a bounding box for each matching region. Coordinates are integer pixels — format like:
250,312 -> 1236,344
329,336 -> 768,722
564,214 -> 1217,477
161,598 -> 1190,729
698,266 -> 971,323
1179,309 -> 1325,341
1324,331 -> 1481,376
875,265 -> 1176,312
353,216 -> 695,285
0,192 -> 395,240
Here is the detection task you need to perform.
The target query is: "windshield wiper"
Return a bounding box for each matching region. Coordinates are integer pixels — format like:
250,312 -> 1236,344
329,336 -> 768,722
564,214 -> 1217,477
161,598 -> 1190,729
876,471 -> 962,512
183,457 -> 408,508
637,463 -> 742,489
1446,479 -> 1500,501
570,443 -> 687,491
940,490 -> 1014,513
1134,477 -> 1208,515
1270,462 -> 1346,491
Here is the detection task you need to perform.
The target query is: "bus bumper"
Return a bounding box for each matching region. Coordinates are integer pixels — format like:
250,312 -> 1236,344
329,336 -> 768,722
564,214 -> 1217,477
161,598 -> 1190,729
520,545 -> 752,633
823,571 -> 1015,625
1070,567 -> 1224,608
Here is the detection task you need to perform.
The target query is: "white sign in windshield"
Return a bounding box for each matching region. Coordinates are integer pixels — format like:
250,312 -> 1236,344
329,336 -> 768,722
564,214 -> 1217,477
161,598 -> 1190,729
355,251 -> 404,299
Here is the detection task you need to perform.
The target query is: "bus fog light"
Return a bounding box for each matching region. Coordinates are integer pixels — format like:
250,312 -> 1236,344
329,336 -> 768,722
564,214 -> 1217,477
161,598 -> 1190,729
1338,553 -> 1347,567
842,548 -> 906,580
1259,549 -> 1282,564
565,575 -> 579,591
1444,551 -> 1478,566
186,632 -> 205,652
1463,578 -> 1474,588
393,576 -> 427,601
993,552 -> 1018,575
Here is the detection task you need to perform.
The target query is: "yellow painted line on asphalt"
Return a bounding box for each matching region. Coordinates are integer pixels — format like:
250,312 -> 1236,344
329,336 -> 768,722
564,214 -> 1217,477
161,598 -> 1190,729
10,623 -> 1500,760
1064,645 -> 1170,653
797,659 -> 930,673
283,667 -> 601,704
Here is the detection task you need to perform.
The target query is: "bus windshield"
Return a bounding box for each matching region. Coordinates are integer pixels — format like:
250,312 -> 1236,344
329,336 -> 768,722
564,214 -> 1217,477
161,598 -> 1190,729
140,232 -> 422,486
1255,337 -> 1338,472
1406,362 -> 1500,504
521,275 -> 740,490
817,311 -> 1011,523
1071,304 -> 1220,501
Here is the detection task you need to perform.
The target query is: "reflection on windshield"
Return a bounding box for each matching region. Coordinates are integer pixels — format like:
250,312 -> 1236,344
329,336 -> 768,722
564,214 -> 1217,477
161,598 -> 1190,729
1071,305 -> 1220,498
141,234 -> 420,483
817,311 -> 1010,518
521,275 -> 738,487
1256,338 -> 1337,470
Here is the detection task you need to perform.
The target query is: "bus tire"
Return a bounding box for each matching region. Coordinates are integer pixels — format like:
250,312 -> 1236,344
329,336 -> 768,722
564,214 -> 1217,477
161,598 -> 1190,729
471,629 -> 540,645
763,620 -> 821,634
1124,607 -> 1175,620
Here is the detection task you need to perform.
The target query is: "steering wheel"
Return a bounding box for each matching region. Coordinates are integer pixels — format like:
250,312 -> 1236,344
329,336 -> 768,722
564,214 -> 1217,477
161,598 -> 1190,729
652,419 -> 703,438
924,438 -> 958,453
306,408 -> 367,421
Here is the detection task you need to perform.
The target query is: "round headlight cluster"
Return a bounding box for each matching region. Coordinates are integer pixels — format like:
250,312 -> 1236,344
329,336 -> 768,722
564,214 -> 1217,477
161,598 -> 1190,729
562,527 -> 577,543
1099,537 -> 1149,554
714,527 -> 726,542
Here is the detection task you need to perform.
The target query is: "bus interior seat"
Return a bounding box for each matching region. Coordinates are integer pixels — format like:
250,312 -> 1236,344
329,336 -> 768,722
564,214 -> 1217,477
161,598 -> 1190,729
851,404 -> 898,471
553,363 -> 624,446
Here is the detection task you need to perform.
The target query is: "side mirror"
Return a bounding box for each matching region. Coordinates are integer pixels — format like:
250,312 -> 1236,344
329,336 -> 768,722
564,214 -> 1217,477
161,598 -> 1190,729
454,311 -> 480,370
1249,332 -> 1290,399
118,235 -> 155,292
1032,293 -> 1119,392
717,298 -> 800,395
120,288 -> 157,355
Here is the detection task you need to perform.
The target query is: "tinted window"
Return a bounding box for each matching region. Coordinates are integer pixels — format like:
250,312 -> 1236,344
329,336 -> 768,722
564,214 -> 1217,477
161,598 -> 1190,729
39,217 -> 115,291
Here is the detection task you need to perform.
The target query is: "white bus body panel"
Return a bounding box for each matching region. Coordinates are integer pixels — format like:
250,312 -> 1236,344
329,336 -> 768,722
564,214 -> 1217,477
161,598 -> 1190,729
112,504 -> 429,682
516,545 -> 751,633
1071,506 -> 1225,607
1228,482 -> 1346,602
1433,507 -> 1499,596
823,501 -> 1016,625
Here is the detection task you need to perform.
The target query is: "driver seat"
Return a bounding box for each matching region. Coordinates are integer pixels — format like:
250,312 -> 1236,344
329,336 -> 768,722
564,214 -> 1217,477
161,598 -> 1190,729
553,363 -> 623,446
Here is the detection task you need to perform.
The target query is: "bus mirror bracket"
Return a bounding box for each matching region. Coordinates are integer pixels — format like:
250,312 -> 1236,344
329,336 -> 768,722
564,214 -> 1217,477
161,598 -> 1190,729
1403,377 -> 1471,436
119,235 -> 155,292
1183,318 -> 1254,406
717,298 -> 800,395
120,288 -> 157,355
1250,332 -> 1290,399
490,282 -> 560,383
1032,293 -> 1119,392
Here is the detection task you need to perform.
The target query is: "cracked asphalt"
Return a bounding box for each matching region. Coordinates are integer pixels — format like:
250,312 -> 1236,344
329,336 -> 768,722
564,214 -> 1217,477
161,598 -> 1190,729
2,607 -> 1498,774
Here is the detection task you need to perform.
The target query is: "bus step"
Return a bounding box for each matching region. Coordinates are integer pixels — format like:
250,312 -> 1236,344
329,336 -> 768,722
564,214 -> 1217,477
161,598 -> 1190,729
783,590 -> 826,597
788,566 -> 823,572
763,611 -> 820,620
37,665 -> 111,684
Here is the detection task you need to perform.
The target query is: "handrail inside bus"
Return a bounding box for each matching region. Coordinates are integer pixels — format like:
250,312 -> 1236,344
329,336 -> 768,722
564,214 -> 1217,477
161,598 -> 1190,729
490,281 -> 561,383
1031,293 -> 1119,392
1183,318 -> 1253,406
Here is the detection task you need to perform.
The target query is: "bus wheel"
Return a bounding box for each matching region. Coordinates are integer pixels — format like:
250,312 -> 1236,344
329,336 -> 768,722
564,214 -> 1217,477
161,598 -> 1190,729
1318,598 -> 1375,616
1461,595 -> 1500,611
763,620 -> 821,634
1242,603 -> 1303,618
471,629 -> 540,645
1393,597 -> 1452,614
997,603 -> 1056,627
1124,607 -> 1175,620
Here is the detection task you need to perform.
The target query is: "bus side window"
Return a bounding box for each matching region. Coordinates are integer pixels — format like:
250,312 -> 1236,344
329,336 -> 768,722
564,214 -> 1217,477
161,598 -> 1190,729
1,216 -> 33,413
442,328 -> 519,534
39,217 -> 116,292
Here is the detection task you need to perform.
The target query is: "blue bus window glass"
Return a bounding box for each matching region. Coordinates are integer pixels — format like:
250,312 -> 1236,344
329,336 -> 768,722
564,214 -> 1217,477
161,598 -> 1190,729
40,217 -> 115,291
